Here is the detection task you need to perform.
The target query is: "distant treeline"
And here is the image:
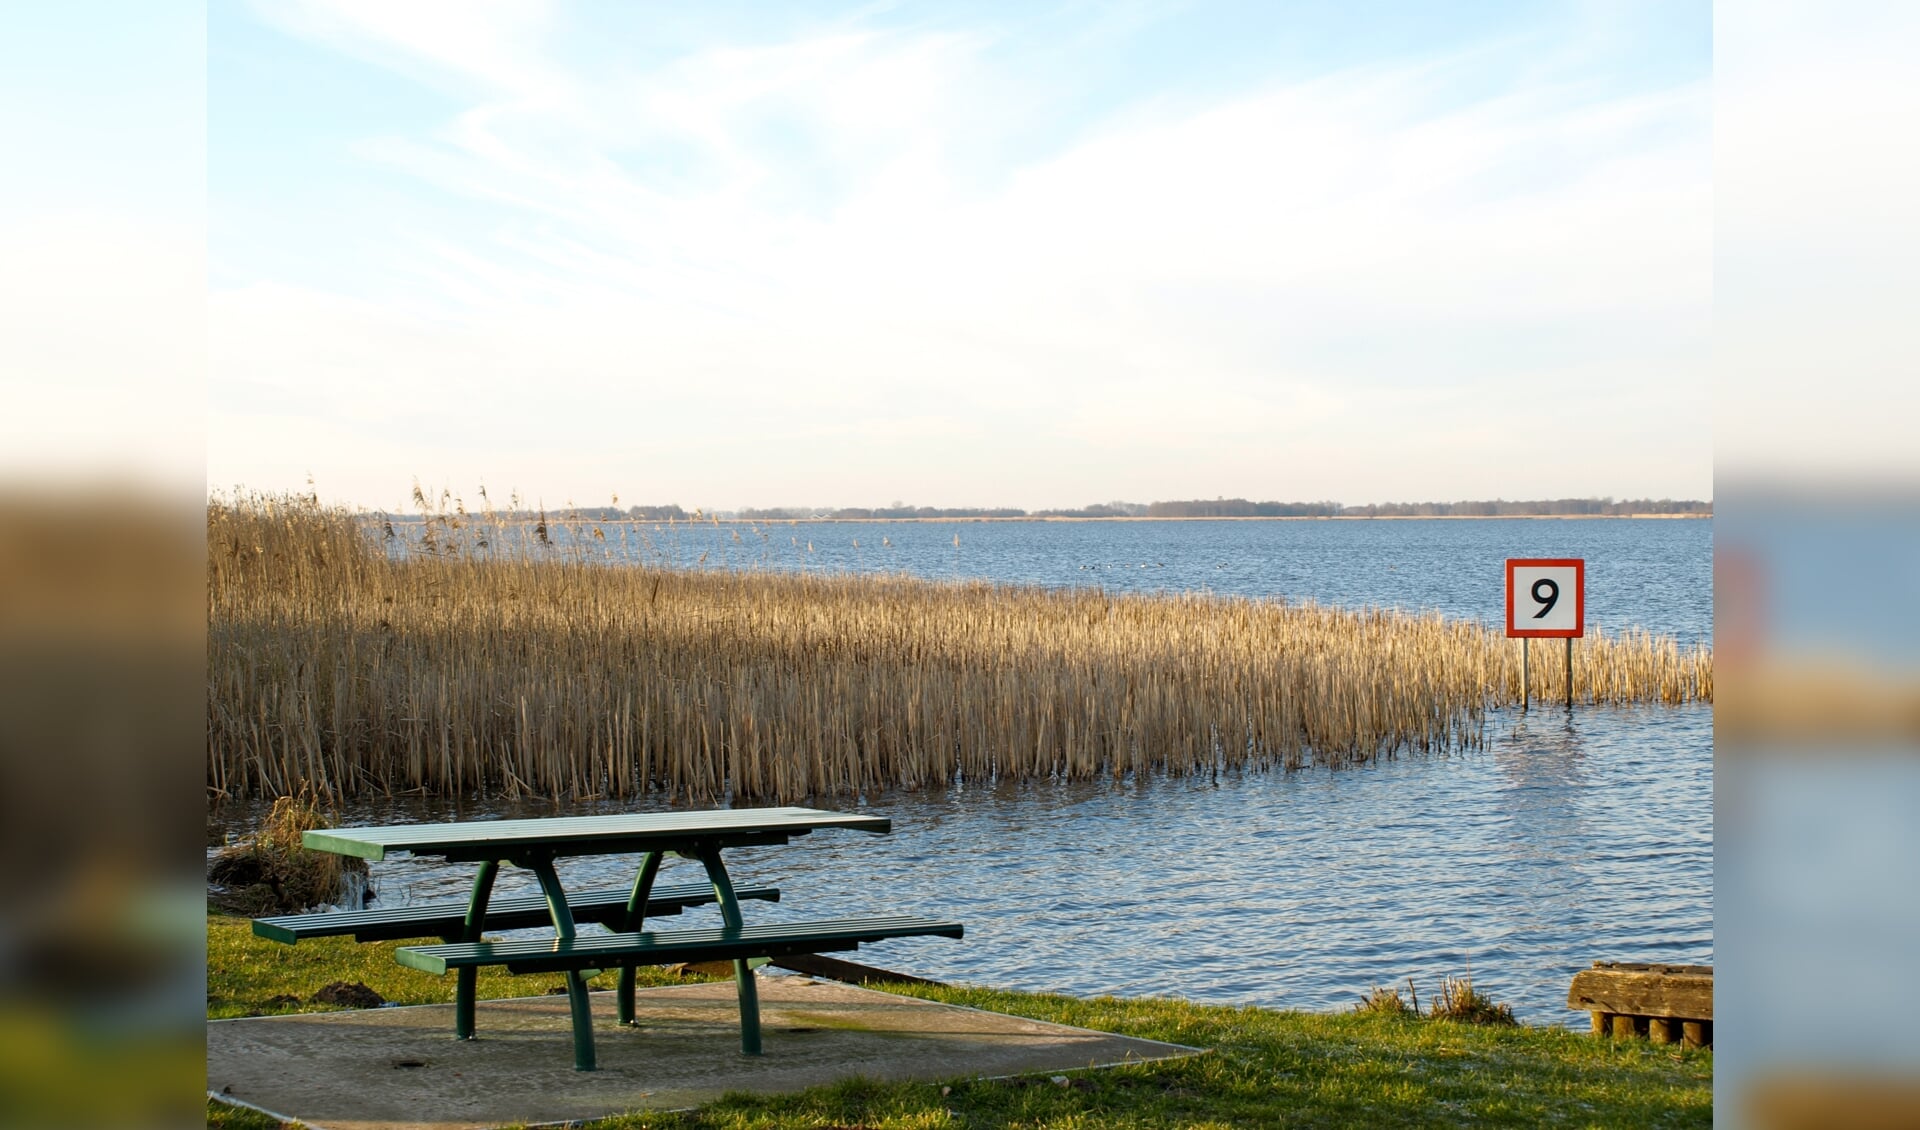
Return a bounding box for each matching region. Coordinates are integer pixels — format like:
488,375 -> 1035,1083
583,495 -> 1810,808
739,497 -> 1710,520
1144,497 -> 1712,518
738,505 -> 1028,520
1143,499 -> 1344,518
1347,498 -> 1710,517
385,498 -> 1709,522
1032,502 -> 1152,518
413,505 -> 693,522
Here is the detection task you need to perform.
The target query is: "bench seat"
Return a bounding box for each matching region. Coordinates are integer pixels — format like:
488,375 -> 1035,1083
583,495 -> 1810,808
395,915 -> 964,976
251,881 -> 780,945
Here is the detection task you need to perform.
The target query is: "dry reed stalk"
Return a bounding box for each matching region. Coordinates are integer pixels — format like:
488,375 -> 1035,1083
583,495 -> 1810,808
208,494 -> 1713,802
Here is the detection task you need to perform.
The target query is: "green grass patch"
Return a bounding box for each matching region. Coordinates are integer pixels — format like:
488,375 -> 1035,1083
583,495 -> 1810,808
206,917 -> 1710,1128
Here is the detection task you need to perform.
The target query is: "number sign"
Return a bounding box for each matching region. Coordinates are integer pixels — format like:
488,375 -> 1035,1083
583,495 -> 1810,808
1506,558 -> 1584,638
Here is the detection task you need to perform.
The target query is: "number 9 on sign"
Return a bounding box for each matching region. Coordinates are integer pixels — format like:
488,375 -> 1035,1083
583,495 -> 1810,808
1506,559 -> 1584,638
1530,579 -> 1558,618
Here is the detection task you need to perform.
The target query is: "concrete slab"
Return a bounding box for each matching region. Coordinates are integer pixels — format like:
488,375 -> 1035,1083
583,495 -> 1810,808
207,977 -> 1201,1130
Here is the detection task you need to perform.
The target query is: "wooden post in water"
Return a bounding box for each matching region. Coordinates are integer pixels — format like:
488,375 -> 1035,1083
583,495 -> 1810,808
1564,637 -> 1573,711
1521,638 -> 1530,712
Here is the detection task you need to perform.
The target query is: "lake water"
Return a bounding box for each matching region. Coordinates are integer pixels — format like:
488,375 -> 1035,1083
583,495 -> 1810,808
240,517 -> 1712,1025
494,515 -> 1710,647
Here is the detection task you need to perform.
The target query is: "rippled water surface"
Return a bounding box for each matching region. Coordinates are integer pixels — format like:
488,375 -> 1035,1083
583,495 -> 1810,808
238,518 -> 1711,1025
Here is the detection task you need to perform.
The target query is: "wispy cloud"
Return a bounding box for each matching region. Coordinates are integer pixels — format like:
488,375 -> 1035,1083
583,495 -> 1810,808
214,1 -> 1710,508
247,0 -> 566,98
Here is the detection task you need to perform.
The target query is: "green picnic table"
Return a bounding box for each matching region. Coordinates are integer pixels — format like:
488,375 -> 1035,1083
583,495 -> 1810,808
258,806 -> 962,1070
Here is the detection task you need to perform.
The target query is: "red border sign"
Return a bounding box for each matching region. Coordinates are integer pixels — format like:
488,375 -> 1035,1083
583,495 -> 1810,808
1505,558 -> 1584,638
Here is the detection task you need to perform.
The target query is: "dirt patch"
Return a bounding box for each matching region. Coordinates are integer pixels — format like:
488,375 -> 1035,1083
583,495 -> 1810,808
312,981 -> 385,1009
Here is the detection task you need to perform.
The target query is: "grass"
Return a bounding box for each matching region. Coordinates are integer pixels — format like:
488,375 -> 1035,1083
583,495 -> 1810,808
205,915 -> 1711,1129
208,493 -> 1711,803
206,913 -> 1712,1120
1426,972 -> 1519,1027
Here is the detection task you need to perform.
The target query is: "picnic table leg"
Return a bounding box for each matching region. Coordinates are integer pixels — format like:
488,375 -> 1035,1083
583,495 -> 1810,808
454,860 -> 498,1040
617,850 -> 663,1025
692,846 -> 762,1055
528,853 -> 597,1072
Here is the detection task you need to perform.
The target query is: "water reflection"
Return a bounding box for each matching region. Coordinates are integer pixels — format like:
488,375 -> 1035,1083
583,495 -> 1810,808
1489,715 -> 1595,1012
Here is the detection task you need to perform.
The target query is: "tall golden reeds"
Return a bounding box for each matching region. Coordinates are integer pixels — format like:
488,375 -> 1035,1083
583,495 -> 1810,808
207,493 -> 1711,803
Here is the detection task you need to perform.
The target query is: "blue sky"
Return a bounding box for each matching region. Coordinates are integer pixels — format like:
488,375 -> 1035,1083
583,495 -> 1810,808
206,0 -> 1711,511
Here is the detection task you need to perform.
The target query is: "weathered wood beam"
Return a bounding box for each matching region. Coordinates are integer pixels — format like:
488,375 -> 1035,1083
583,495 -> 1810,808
1568,965 -> 1712,1021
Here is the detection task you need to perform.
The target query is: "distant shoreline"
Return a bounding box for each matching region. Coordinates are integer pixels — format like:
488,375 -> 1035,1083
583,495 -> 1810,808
726,513 -> 1711,524
376,512 -> 1710,524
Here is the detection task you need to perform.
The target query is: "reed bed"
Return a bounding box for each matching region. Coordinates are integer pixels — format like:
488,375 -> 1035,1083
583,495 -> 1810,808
207,494 -> 1711,802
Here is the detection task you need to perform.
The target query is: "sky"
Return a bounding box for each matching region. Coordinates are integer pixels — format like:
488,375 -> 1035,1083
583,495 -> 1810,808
0,4 -> 205,488
201,0 -> 1713,513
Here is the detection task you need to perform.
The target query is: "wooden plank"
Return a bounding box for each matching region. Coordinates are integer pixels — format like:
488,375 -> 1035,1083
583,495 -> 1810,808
302,806 -> 890,861
1593,961 -> 1713,976
1568,968 -> 1713,1020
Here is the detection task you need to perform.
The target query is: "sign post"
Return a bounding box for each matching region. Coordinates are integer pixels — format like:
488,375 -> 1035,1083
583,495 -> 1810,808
1505,558 -> 1585,711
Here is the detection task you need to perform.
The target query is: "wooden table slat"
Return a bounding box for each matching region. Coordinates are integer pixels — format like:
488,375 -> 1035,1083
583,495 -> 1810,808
302,806 -> 890,861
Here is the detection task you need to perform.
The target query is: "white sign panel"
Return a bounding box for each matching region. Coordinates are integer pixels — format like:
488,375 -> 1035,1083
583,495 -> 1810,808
1505,558 -> 1584,638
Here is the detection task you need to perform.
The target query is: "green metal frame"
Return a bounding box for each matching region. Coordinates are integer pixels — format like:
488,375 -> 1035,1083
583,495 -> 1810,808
616,850 -> 662,1025
250,881 -> 780,945
440,841 -> 767,1068
301,808 -> 895,1072
691,844 -> 761,1055
527,852 -> 597,1072
452,860 -> 497,1040
396,916 -> 964,975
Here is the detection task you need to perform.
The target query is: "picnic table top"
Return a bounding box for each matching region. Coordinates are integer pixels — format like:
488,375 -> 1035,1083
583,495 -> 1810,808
301,806 -> 891,862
